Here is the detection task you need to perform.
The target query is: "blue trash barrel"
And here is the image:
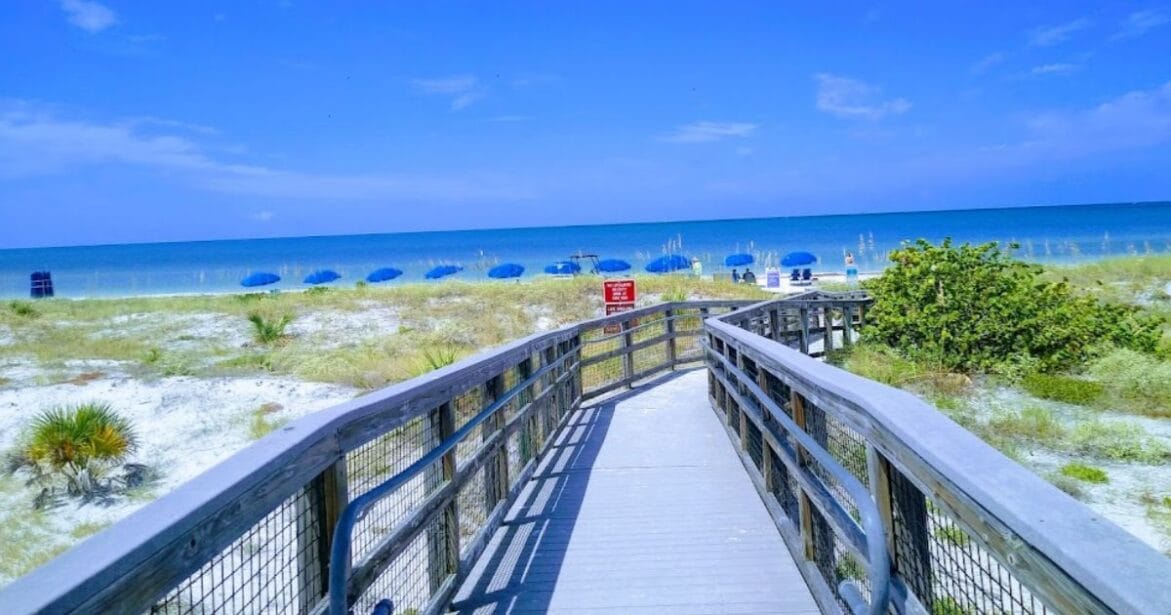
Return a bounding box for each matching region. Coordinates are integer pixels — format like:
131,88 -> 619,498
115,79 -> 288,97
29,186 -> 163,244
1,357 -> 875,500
30,271 -> 54,298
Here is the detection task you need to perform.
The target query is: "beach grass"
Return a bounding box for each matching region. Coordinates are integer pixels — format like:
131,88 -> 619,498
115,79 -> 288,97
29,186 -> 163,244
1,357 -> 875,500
0,276 -> 765,390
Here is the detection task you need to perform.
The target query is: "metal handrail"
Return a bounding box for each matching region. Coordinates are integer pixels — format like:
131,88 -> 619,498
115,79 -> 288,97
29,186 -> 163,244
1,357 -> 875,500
703,342 -> 891,615
327,349 -> 575,614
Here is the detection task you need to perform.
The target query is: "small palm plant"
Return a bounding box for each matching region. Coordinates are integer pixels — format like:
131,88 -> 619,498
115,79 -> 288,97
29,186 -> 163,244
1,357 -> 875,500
19,403 -> 139,495
247,311 -> 293,345
410,346 -> 460,376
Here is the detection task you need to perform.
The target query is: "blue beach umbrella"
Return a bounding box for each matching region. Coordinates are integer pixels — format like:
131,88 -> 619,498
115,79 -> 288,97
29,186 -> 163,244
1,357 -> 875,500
241,272 -> 281,288
365,267 -> 403,283
645,254 -> 691,274
595,259 -> 631,273
724,253 -> 754,267
488,263 -> 525,279
544,261 -> 581,275
304,269 -> 341,285
425,265 -> 463,280
781,251 -> 817,267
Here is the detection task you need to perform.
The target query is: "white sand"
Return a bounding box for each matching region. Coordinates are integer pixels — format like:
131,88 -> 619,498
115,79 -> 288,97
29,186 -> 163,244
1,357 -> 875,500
0,369 -> 358,585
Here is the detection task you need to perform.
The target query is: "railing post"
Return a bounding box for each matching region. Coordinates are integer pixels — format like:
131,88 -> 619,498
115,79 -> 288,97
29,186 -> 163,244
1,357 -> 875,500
842,304 -> 854,348
736,352 -> 749,451
621,317 -> 635,387
426,402 -> 458,593
483,375 -> 509,510
882,456 -> 936,607
664,308 -> 678,367
300,459 -> 347,613
798,307 -> 810,355
756,365 -> 774,485
518,356 -> 535,463
791,391 -> 815,559
768,307 -> 781,342
823,306 -> 834,354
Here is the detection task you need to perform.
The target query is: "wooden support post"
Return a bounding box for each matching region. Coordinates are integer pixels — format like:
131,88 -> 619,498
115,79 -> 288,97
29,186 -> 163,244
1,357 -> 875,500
842,305 -> 854,348
518,356 -> 535,463
426,402 -> 458,593
791,391 -> 815,559
823,306 -> 834,354
299,459 -> 347,612
620,318 -> 635,388
483,375 -> 509,509
798,307 -> 810,355
664,308 -> 678,368
768,308 -> 781,342
888,461 -> 936,606
756,366 -> 773,479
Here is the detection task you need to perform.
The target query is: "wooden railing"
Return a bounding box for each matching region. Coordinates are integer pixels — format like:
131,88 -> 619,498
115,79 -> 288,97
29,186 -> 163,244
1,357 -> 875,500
0,300 -> 750,615
705,291 -> 1171,614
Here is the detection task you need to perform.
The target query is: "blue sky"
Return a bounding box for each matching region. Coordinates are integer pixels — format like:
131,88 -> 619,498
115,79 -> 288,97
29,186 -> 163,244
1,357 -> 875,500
2,2 -> 1170,248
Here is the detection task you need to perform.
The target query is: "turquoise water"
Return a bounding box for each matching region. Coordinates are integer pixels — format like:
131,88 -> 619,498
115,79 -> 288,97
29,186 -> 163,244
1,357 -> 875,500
1,202 -> 1169,298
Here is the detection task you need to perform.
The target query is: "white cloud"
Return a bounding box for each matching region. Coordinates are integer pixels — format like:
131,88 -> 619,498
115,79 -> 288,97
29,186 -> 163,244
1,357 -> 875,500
815,74 -> 910,120
0,101 -> 535,201
971,52 -> 1006,74
411,75 -> 482,110
1031,63 -> 1078,76
59,0 -> 117,33
251,210 -> 275,222
661,121 -> 758,143
1113,10 -> 1169,40
1028,18 -> 1091,47
1019,81 -> 1171,155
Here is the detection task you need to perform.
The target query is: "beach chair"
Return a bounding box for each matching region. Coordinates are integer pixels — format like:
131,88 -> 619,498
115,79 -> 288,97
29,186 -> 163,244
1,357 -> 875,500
790,268 -> 800,281
802,268 -> 813,281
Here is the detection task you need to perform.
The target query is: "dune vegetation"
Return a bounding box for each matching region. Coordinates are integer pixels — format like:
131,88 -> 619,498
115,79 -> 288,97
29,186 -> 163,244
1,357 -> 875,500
831,243 -> 1171,555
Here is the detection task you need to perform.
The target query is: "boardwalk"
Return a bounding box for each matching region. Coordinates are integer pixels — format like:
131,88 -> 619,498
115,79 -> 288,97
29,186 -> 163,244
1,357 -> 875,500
450,370 -> 819,614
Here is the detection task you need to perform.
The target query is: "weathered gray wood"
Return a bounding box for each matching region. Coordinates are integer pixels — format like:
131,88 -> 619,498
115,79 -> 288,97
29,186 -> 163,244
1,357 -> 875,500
579,331 -> 676,366
664,308 -> 678,366
450,371 -> 820,614
425,402 -> 457,593
706,314 -> 1171,614
620,318 -> 635,387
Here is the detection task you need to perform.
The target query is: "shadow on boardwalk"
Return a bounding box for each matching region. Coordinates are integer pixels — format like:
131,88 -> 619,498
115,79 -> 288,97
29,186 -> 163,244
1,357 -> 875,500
450,369 -> 818,614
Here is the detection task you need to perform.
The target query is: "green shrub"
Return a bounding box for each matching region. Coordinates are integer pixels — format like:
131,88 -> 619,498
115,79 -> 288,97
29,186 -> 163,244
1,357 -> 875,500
248,407 -> 288,440
986,406 -> 1066,446
838,343 -> 926,386
1021,373 -> 1104,406
8,300 -> 38,318
12,403 -> 138,495
863,239 -> 1162,373
1059,462 -> 1109,483
1046,472 -> 1086,499
247,312 -> 293,345
415,346 -> 460,375
1089,348 -> 1171,417
1069,420 -> 1169,463
933,596 -> 973,615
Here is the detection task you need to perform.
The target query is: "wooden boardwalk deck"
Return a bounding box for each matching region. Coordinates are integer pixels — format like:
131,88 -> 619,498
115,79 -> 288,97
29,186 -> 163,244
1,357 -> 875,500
450,370 -> 819,614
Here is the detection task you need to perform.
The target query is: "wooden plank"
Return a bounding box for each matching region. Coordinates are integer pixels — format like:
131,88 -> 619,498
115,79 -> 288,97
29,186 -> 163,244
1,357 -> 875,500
620,318 -> 635,387
705,316 -> 1171,614
664,308 -> 678,367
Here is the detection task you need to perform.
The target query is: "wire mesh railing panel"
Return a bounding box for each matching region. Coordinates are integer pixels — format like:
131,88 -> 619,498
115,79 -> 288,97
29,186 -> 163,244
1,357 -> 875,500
346,417 -> 435,561
745,417 -> 764,469
630,312 -> 668,343
579,325 -> 624,393
457,467 -> 489,557
889,467 -> 1050,615
769,446 -> 800,522
352,522 -> 435,615
631,342 -> 668,374
453,385 -> 486,465
149,489 -> 322,614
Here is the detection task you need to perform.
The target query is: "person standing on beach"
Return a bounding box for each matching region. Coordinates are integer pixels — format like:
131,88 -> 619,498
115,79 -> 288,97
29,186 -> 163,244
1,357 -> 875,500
691,257 -> 703,278
742,268 -> 756,284
731,268 -> 740,283
845,252 -> 858,285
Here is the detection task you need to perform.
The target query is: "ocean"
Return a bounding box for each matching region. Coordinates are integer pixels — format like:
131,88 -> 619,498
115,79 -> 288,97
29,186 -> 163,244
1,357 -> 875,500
2,202 -> 1169,299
